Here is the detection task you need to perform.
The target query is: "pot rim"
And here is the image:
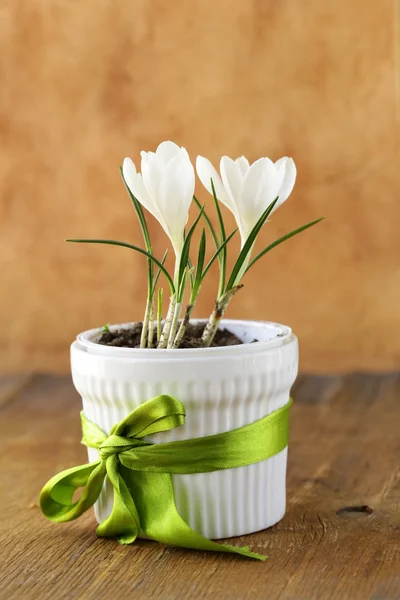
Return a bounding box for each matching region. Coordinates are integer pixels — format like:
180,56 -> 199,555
75,319 -> 296,359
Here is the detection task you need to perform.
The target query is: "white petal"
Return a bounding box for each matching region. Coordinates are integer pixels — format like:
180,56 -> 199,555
196,156 -> 229,204
274,158 -> 286,191
220,156 -> 244,216
122,158 -> 155,215
155,141 -> 183,166
235,156 -> 250,177
141,151 -> 162,203
158,155 -> 195,254
239,157 -> 281,238
274,157 -> 297,210
123,156 -> 137,177
140,150 -> 156,163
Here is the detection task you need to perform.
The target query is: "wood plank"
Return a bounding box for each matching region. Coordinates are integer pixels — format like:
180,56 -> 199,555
0,373 -> 35,408
0,374 -> 399,599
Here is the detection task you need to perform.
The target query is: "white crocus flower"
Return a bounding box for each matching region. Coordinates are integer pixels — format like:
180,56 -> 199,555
196,154 -> 297,246
123,141 -> 195,258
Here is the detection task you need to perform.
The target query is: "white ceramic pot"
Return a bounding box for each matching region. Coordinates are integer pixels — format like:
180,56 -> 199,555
70,319 -> 298,539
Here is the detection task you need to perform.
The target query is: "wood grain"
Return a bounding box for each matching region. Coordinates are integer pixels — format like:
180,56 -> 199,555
0,373 -> 399,599
0,0 -> 399,374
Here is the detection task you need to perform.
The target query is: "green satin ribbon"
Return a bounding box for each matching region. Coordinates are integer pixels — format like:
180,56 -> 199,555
40,395 -> 292,561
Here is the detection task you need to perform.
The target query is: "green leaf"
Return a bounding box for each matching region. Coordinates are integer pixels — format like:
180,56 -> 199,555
157,288 -> 163,316
187,257 -> 195,291
150,249 -> 168,299
182,219 -> 196,290
178,205 -> 205,286
177,268 -> 189,303
195,228 -> 206,285
193,196 -> 219,249
210,178 -> 227,296
120,166 -> 153,294
225,197 -> 279,290
119,167 -> 152,252
157,288 -> 164,342
201,228 -> 237,280
102,324 -> 110,333
245,218 -> 324,273
190,228 -> 206,301
210,179 -> 226,243
66,239 -> 175,294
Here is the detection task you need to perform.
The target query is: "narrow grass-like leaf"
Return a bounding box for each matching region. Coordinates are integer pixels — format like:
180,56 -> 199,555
157,288 -> 164,316
66,239 -> 175,294
193,228 -> 206,292
210,179 -> 226,242
177,269 -> 189,303
210,178 -> 227,297
193,196 -> 219,249
119,167 -> 152,252
225,197 -> 279,290
202,228 -> 237,280
187,257 -> 195,290
157,288 -> 163,342
178,205 -> 205,286
151,249 -> 168,298
120,166 -> 153,294
245,218 -> 324,273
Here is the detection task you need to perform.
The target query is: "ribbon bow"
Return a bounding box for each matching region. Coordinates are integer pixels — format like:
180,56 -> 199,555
40,395 -> 292,561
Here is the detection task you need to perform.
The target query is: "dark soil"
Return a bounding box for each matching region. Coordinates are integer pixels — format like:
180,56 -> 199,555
98,322 -> 244,349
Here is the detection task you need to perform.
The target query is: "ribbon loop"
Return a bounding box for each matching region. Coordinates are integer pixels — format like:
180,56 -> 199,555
40,460 -> 106,522
113,395 -> 186,439
40,394 -> 292,561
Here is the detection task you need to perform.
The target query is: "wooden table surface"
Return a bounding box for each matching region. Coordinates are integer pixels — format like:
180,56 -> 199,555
1,373 -> 399,599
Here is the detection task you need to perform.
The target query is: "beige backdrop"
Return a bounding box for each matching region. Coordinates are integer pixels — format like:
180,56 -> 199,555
0,0 -> 399,373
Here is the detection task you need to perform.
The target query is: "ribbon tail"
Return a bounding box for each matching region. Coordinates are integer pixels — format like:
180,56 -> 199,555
123,468 -> 267,561
96,456 -> 141,545
40,460 -> 106,522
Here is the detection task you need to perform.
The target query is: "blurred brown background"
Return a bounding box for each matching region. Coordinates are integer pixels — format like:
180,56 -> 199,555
0,0 -> 399,373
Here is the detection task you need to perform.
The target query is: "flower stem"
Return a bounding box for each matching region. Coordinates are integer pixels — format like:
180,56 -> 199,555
158,295 -> 176,348
167,302 -> 182,348
147,300 -> 154,348
201,286 -> 243,347
172,304 -> 194,349
140,298 -> 151,349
